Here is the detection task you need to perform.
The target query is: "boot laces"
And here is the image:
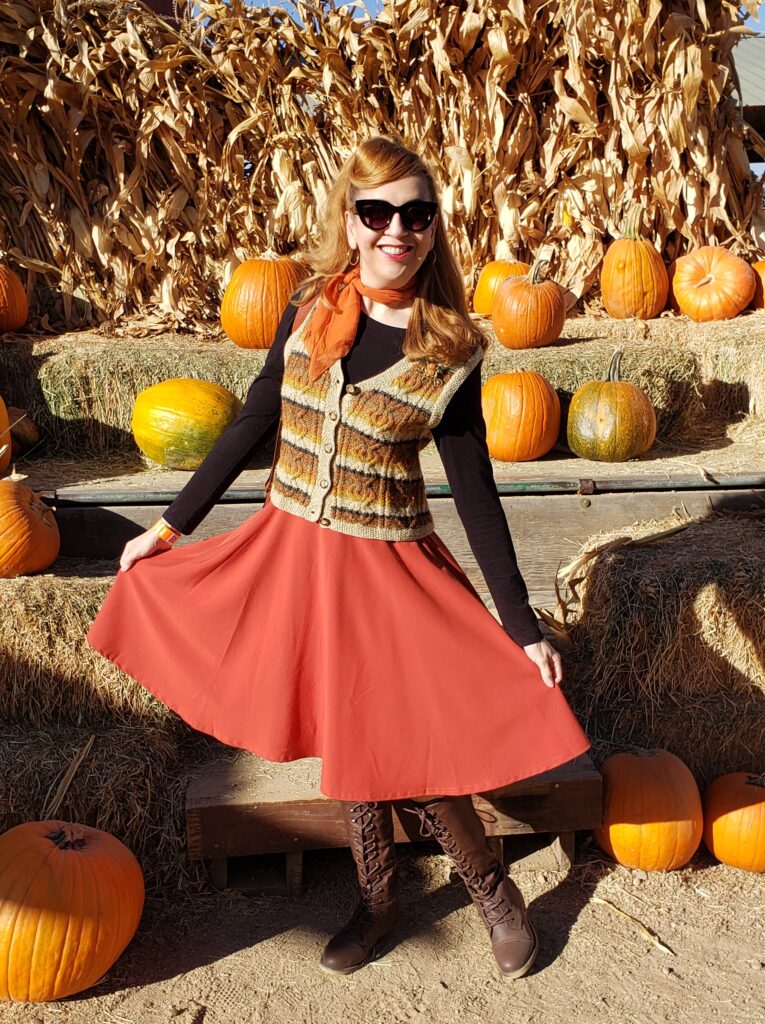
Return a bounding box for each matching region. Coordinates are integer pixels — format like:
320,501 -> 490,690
404,804 -> 522,933
348,801 -> 392,908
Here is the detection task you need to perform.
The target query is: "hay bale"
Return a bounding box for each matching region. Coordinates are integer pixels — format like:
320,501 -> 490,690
0,725 -> 206,894
559,512 -> 765,786
0,557 -> 179,731
2,313 -> 763,457
0,322 -> 708,456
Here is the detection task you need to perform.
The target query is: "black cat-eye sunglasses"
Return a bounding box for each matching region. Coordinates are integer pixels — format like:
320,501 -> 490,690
353,199 -> 439,233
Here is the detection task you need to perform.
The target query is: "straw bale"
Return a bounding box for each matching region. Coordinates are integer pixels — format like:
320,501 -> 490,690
557,511 -> 765,786
0,556 -> 180,730
3,314 -> 755,456
0,0 -> 762,331
0,724 -> 206,893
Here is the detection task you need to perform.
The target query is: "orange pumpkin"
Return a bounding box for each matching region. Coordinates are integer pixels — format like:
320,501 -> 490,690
702,772 -> 765,873
492,262 -> 567,349
473,260 -> 530,315
750,259 -> 765,310
221,256 -> 308,348
671,246 -> 756,322
593,748 -> 703,871
7,406 -> 39,458
0,820 -> 144,1001
481,371 -> 560,461
0,265 -> 28,334
600,209 -> 668,320
0,397 -> 11,473
0,479 -> 60,577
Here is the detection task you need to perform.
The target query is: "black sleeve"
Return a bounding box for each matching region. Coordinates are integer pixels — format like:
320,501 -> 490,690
162,303 -> 298,534
431,364 -> 544,648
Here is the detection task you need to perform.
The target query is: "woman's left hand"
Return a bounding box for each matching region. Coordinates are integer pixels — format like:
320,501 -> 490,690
522,639 -> 563,689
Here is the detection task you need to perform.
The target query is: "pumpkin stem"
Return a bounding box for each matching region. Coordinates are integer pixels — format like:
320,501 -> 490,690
746,773 -> 765,789
528,258 -> 551,287
623,207 -> 643,241
46,824 -> 87,850
606,350 -> 624,383
694,274 -> 714,289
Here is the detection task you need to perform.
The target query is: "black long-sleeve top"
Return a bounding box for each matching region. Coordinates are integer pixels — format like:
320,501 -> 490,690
162,305 -> 543,647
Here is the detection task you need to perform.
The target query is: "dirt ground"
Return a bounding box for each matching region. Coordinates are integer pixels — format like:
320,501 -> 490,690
5,838 -> 764,1024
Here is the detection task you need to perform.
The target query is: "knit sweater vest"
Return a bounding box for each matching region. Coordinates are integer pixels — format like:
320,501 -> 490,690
267,313 -> 485,540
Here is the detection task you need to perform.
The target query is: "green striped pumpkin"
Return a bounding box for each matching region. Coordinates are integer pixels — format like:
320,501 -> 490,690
131,378 -> 242,470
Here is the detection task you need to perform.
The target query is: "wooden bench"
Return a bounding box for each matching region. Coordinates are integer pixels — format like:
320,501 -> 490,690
186,753 -> 602,895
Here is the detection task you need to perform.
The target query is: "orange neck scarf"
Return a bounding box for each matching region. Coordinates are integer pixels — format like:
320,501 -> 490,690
303,266 -> 419,381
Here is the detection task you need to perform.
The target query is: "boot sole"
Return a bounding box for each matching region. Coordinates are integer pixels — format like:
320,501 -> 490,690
499,925 -> 539,982
318,938 -> 388,976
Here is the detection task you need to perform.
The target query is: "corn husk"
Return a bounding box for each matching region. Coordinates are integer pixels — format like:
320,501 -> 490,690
0,0 -> 762,332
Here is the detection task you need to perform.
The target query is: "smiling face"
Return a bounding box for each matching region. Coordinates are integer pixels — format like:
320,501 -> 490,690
344,175 -> 438,291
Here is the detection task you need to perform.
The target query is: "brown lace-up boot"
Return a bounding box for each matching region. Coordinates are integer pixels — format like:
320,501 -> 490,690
404,795 -> 538,980
320,800 -> 400,974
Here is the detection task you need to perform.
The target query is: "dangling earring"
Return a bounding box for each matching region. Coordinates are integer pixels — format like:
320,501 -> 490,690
348,249 -> 359,267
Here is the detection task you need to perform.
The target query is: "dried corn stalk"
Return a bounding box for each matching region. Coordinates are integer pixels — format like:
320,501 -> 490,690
0,0 -> 762,331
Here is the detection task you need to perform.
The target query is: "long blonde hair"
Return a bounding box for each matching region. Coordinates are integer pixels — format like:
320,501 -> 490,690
293,135 -> 486,366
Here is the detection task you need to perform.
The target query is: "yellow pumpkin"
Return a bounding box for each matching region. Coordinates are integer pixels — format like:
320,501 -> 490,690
0,821 -> 144,1001
221,256 -> 307,348
131,378 -> 243,470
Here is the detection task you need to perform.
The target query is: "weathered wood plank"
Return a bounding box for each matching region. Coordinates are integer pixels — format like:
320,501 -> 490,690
185,753 -> 601,860
27,434 -> 765,497
56,487 -> 765,610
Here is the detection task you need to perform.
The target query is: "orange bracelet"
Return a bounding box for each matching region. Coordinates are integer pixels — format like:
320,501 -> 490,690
151,518 -> 182,545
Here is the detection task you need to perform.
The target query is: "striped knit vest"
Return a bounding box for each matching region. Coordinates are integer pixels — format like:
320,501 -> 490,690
267,313 -> 484,541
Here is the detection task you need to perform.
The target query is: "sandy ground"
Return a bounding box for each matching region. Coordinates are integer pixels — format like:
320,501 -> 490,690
5,839 -> 764,1024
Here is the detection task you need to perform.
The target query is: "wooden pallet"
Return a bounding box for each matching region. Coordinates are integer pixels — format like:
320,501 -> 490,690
186,753 -> 602,895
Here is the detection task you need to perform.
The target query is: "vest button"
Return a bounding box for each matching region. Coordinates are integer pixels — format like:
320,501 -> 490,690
346,384 -> 359,395
329,411 -> 338,421
320,478 -> 329,488
324,443 -> 333,453
319,517 -> 331,526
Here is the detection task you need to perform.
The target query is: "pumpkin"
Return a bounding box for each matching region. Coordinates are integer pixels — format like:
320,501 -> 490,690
0,820 -> 144,1001
221,256 -> 308,348
492,261 -> 567,350
750,259 -> 765,310
131,378 -> 243,470
7,406 -> 40,457
702,772 -> 765,873
0,480 -> 59,577
0,265 -> 28,334
473,260 -> 530,315
0,396 -> 10,473
481,371 -> 560,462
567,351 -> 656,462
600,208 -> 668,320
671,246 -> 756,322
593,748 -> 703,871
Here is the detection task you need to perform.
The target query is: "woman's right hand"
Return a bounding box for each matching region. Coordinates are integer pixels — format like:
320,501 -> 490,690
119,529 -> 173,572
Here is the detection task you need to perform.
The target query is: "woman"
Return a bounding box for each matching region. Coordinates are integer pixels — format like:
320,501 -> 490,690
87,135 -> 590,982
